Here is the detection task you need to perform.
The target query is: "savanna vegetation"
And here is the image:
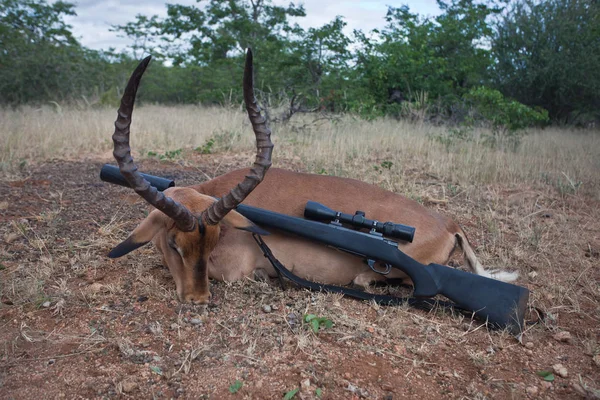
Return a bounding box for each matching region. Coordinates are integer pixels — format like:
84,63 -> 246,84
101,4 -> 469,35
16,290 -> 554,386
2,0 -> 599,127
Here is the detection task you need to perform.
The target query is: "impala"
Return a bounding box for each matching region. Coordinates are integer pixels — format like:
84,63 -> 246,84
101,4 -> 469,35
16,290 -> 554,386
108,50 -> 518,304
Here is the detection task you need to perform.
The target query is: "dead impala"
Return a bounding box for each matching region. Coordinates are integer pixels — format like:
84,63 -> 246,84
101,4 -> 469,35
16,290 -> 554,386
108,50 -> 518,304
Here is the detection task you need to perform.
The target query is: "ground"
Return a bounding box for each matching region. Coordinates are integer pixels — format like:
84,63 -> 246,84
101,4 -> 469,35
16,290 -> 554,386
1,156 -> 599,399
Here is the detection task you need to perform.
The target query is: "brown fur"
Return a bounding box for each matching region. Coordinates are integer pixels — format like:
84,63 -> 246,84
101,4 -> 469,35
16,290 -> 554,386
112,168 -> 518,303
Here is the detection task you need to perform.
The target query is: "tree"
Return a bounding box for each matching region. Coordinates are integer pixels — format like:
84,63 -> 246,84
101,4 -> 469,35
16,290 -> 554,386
110,14 -> 164,60
353,0 -> 500,117
111,0 -> 355,109
0,0 -> 82,103
492,0 -> 600,123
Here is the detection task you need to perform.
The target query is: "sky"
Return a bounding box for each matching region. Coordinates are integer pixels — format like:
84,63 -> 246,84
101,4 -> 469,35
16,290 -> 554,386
62,0 -> 442,52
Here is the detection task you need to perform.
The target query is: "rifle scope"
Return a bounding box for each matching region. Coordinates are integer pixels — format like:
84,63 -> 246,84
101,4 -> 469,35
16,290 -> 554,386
304,201 -> 415,243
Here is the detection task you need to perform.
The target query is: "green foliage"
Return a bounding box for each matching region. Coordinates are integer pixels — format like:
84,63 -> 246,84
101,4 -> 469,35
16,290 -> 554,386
492,0 -> 600,122
195,138 -> 215,154
465,86 -> 549,149
353,0 -> 501,116
147,148 -> 183,160
150,365 -> 163,375
466,86 -> 549,132
4,0 -> 597,127
303,314 -> 333,334
430,87 -> 548,151
536,370 -> 555,382
1,0 -> 78,103
229,380 -> 243,394
374,160 -> 394,173
283,388 -> 299,400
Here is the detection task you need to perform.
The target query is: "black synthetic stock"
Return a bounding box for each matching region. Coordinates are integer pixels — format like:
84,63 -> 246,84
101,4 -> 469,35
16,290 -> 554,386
426,264 -> 529,332
235,204 -> 529,334
100,164 -> 174,192
304,201 -> 415,242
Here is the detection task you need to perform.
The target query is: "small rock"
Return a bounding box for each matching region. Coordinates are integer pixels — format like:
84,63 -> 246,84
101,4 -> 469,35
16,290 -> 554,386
170,323 -> 179,330
262,305 -> 272,313
122,380 -> 137,393
5,233 -> 19,244
346,384 -> 368,398
540,381 -> 552,391
42,301 -> 51,308
528,271 -> 538,279
593,354 -> 600,367
287,313 -> 298,328
271,304 -> 279,311
300,378 -> 311,392
190,318 -> 202,326
526,349 -> 533,356
525,342 -> 534,349
553,331 -> 572,343
526,385 -> 538,396
47,359 -> 55,365
552,364 -> 568,378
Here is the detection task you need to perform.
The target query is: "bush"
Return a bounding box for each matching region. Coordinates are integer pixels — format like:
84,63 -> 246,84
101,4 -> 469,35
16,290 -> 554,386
466,87 -> 549,133
465,86 -> 549,149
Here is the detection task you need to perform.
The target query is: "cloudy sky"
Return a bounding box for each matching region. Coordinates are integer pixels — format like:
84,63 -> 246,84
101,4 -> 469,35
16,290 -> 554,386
63,0 -> 442,51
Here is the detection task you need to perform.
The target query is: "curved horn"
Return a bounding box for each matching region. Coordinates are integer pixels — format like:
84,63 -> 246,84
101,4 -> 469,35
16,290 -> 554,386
202,48 -> 274,225
112,56 -> 197,232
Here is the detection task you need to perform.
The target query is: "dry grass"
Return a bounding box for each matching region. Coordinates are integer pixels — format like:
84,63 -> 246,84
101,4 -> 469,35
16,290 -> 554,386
1,105 -> 599,198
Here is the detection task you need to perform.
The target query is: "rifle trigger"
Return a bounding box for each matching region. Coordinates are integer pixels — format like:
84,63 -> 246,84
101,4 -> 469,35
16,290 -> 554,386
366,259 -> 391,275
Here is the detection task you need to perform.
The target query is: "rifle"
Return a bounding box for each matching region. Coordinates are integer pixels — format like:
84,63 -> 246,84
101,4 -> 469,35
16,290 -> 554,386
100,164 -> 530,334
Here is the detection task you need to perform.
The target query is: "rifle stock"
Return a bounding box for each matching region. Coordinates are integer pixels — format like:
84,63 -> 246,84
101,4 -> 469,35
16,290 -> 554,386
426,264 -> 529,332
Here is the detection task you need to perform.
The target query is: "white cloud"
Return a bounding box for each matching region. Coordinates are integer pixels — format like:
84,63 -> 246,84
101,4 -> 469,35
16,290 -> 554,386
62,0 -> 441,51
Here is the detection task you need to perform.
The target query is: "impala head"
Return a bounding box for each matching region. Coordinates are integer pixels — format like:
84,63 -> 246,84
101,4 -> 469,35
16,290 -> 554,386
108,49 -> 273,304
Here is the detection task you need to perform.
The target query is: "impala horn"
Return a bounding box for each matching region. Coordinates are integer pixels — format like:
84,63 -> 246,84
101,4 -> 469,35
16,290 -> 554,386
112,56 -> 197,232
201,48 -> 274,225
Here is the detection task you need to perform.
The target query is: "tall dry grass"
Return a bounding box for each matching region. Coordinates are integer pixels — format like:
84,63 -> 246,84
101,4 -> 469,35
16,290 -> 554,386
1,105 -> 599,198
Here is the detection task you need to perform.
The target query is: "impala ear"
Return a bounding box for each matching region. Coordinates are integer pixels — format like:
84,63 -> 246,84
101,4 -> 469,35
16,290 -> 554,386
221,210 -> 270,236
108,210 -> 165,258
108,236 -> 150,258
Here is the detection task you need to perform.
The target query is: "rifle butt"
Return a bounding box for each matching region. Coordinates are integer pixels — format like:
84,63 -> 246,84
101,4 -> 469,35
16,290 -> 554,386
426,264 -> 530,335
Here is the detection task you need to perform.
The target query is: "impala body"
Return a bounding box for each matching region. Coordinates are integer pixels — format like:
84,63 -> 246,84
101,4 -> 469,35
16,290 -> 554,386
109,50 -> 518,304
190,168 -> 517,287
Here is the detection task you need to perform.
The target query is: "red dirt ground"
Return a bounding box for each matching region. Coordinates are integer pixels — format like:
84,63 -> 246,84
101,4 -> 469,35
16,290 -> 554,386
1,158 -> 599,399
